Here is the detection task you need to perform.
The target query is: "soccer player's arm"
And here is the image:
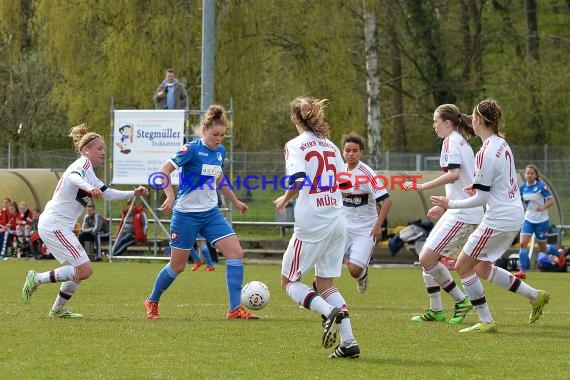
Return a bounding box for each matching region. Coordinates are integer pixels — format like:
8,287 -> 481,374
421,140 -> 463,191
274,144 -> 304,211
447,152 -> 492,209
538,183 -> 555,211
371,177 -> 392,241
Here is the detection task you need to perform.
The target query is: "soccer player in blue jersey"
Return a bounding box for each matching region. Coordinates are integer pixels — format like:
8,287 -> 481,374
144,105 -> 258,320
515,164 -> 563,279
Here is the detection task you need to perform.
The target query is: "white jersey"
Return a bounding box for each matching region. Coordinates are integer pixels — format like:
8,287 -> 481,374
39,156 -> 133,230
284,132 -> 345,243
440,131 -> 483,224
473,134 -> 524,231
341,161 -> 389,235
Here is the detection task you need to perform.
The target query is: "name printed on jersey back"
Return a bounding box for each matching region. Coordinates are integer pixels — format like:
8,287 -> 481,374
299,140 -> 337,151
315,194 -> 338,207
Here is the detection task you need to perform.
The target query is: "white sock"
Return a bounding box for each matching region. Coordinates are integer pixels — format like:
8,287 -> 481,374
285,281 -> 333,316
51,281 -> 80,311
487,266 -> 539,301
422,271 -> 443,311
35,266 -> 76,284
322,287 -> 356,345
461,273 -> 493,323
425,262 -> 466,304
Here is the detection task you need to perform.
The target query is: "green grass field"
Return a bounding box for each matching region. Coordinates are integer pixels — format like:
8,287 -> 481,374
1,260 -> 568,380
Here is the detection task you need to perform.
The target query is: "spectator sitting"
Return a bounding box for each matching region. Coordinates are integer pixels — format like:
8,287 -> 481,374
1,197 -> 11,221
0,197 -> 11,258
78,204 -> 109,262
1,202 -> 19,257
15,201 -> 32,253
153,68 -> 188,110
112,200 -> 148,256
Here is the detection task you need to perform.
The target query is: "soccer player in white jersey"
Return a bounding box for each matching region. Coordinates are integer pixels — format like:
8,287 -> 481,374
431,99 -> 550,332
340,133 -> 391,294
21,124 -> 149,318
274,97 -> 359,359
403,104 -> 483,324
143,105 -> 258,320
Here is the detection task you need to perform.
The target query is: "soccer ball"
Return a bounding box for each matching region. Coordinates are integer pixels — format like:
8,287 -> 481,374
241,281 -> 270,310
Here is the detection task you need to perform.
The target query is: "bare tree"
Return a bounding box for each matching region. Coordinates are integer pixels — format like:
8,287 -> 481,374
525,0 -> 539,60
363,0 -> 381,166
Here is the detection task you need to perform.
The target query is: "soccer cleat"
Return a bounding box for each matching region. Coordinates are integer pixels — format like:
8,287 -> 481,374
227,306 -> 259,320
49,309 -> 83,318
191,261 -> 204,271
205,265 -> 216,272
514,271 -> 527,280
356,268 -> 369,294
144,299 -> 160,319
529,290 -> 550,324
322,308 -> 344,348
449,297 -> 473,324
329,343 -> 360,359
459,321 -> 497,333
22,270 -> 38,304
411,309 -> 446,322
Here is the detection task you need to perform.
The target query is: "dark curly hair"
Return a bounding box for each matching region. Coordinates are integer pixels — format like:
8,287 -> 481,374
473,98 -> 503,137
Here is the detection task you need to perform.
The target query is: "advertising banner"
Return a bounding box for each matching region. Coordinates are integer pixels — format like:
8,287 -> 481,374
112,110 -> 184,185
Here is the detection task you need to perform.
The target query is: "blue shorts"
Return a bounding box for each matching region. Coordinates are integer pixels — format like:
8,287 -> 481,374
520,220 -> 549,241
169,207 -> 235,250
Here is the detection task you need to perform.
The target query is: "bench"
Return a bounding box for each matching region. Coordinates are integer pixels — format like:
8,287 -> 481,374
92,238 -> 169,259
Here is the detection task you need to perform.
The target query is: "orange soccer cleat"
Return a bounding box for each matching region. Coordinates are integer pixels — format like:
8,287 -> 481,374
191,261 -> 205,271
227,306 -> 259,320
144,299 -> 160,319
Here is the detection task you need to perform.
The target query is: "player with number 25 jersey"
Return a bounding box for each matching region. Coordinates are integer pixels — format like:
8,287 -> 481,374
275,97 -> 360,359
284,132 -> 345,242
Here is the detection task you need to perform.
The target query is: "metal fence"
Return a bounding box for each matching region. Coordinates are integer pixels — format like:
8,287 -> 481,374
230,146 -> 570,226
2,144 -> 569,224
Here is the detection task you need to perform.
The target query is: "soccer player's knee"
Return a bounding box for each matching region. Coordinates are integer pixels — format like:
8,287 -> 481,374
170,261 -> 187,273
76,265 -> 93,281
347,263 -> 362,278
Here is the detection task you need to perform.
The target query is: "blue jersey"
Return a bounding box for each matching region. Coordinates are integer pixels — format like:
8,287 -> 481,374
169,138 -> 225,213
520,180 -> 552,223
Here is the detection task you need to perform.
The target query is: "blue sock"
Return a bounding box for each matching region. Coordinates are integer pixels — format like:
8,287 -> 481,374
547,244 -> 560,256
226,259 -> 243,311
200,245 -> 214,266
149,263 -> 178,302
518,248 -> 529,271
189,247 -> 201,263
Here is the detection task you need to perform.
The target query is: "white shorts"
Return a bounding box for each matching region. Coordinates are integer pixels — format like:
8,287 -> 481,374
281,218 -> 345,281
425,214 -> 477,258
39,228 -> 90,267
345,233 -> 375,268
462,225 -> 518,262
